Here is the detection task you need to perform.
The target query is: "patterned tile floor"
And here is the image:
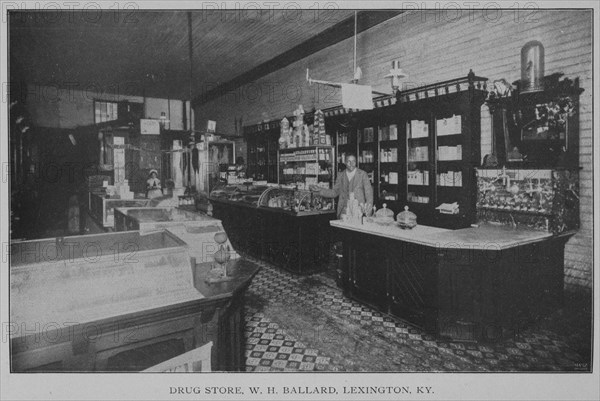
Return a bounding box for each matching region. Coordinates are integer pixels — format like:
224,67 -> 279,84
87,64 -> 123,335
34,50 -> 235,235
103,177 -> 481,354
243,258 -> 591,372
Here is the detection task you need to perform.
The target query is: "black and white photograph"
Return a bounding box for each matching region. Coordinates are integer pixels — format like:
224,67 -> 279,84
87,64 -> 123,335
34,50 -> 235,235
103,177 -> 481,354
1,1 -> 598,400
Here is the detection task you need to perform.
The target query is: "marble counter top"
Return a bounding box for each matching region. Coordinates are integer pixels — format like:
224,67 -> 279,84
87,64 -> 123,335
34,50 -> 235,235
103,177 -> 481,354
330,220 -> 553,250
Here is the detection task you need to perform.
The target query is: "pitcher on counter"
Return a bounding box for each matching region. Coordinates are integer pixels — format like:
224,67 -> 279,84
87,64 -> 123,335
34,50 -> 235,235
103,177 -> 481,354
310,154 -> 373,219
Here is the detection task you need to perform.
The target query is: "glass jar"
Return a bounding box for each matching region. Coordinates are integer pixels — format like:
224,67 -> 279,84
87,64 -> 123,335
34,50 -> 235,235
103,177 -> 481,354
370,203 -> 395,225
521,41 -> 545,93
396,206 -> 417,229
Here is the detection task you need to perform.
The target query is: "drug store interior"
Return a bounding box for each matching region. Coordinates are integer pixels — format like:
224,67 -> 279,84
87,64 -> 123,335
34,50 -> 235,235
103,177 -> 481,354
4,7 -> 596,379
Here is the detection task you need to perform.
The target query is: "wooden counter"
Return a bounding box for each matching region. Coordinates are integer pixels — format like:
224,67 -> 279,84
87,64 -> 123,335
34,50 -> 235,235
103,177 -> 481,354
332,220 -> 570,341
331,220 -> 553,250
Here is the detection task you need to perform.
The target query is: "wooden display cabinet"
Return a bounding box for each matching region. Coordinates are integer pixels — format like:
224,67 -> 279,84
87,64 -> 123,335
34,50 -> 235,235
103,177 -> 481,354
400,72 -> 487,229
326,71 -> 487,229
245,121 -> 279,182
328,108 -> 402,212
486,73 -> 583,169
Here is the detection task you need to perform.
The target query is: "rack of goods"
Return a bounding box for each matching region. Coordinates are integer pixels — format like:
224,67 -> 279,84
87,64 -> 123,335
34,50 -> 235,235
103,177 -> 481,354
278,146 -> 335,189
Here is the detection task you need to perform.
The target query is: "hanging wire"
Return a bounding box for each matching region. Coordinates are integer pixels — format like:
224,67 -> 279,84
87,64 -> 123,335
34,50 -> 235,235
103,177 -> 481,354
187,11 -> 194,103
353,11 -> 357,79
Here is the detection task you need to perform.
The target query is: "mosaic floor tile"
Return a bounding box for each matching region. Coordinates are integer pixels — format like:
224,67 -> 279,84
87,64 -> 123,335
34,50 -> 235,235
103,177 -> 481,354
242,258 -> 590,372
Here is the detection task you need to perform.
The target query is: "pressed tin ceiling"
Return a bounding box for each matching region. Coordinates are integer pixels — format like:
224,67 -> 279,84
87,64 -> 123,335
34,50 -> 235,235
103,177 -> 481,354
9,10 -> 401,100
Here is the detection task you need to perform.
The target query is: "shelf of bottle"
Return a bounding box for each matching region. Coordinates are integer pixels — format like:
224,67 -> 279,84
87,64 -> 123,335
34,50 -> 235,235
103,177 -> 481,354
279,145 -> 333,152
407,159 -> 430,163
280,159 -> 320,163
282,173 -> 331,176
281,158 -> 333,163
406,200 -> 431,205
407,183 -> 429,187
436,185 -> 463,188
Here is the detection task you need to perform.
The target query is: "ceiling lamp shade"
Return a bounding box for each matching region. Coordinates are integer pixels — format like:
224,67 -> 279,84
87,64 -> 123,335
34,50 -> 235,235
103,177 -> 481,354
384,60 -> 408,93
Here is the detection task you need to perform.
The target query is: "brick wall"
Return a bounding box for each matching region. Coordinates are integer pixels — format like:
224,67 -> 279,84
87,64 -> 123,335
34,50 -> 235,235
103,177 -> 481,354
195,9 -> 593,290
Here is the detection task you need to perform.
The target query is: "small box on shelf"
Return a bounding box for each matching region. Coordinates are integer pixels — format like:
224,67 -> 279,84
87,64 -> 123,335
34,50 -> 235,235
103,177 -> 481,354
409,120 -> 429,139
407,170 -> 429,186
380,148 -> 398,163
436,115 -> 462,136
437,145 -> 462,161
436,171 -> 462,187
380,190 -> 398,201
361,127 -> 375,143
359,150 -> 375,164
408,146 -> 429,162
407,192 -> 430,204
389,124 -> 398,140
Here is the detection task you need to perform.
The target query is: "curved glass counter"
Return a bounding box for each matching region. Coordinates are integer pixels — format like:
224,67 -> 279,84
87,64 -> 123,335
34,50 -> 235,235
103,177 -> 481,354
210,184 -> 334,215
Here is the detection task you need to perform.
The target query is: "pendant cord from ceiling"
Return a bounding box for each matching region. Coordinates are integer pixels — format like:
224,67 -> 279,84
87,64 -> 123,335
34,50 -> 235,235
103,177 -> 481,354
353,10 -> 357,78
187,11 -> 194,102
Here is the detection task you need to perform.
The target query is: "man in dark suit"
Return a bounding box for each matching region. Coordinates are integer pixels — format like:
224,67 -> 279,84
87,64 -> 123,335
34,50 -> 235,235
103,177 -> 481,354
310,154 -> 373,219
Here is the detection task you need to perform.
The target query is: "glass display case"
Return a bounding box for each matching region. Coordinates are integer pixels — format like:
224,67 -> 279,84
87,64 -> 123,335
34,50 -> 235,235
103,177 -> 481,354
88,193 -> 151,229
210,184 -> 336,274
257,187 -> 335,215
210,184 -> 335,215
209,183 -> 269,206
209,183 -> 243,200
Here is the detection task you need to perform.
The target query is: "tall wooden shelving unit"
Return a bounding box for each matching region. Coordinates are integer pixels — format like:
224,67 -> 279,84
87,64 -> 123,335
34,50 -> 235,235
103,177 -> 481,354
327,71 -> 488,229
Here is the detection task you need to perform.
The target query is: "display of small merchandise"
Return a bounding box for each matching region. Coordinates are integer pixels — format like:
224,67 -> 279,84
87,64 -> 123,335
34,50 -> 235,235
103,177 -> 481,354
380,148 -> 398,162
359,150 -> 375,163
436,171 -> 463,187
104,180 -> 134,199
278,107 -> 330,149
341,192 -> 370,224
378,124 -> 398,141
293,180 -> 329,191
407,170 -> 429,186
408,146 -> 429,162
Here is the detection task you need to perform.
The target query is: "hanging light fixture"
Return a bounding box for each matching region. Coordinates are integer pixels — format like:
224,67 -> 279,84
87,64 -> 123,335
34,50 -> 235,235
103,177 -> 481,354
306,11 -> 388,108
384,59 -> 408,93
306,11 -> 365,88
159,111 -> 169,127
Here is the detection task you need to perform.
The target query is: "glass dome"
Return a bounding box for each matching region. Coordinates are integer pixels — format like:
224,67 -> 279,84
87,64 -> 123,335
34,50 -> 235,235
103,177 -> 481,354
397,205 -> 417,229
